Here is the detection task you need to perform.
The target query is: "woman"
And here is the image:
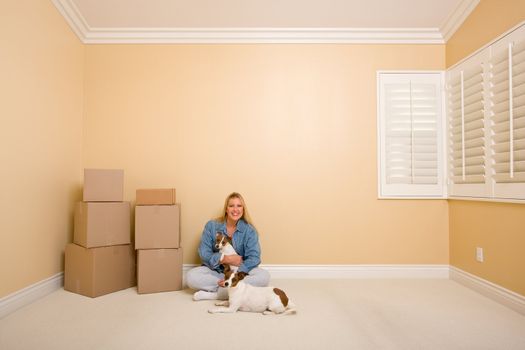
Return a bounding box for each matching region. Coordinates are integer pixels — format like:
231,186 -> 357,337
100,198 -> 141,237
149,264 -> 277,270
187,192 -> 270,301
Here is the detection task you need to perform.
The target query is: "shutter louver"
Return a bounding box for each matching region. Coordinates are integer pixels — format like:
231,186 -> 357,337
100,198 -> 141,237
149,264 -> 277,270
384,83 -> 438,185
491,39 -> 525,185
385,83 -> 412,184
448,64 -> 485,185
412,84 -> 439,184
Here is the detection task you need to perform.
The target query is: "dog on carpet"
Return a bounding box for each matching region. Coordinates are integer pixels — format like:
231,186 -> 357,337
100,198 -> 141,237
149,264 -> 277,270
208,264 -> 297,315
214,233 -> 238,273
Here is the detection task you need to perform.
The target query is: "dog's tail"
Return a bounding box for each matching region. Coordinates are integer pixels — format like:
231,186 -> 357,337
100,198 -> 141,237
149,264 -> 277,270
284,300 -> 297,315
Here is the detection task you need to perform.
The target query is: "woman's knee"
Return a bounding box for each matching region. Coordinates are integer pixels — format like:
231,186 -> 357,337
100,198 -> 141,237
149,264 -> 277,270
258,268 -> 271,286
186,266 -> 221,291
247,268 -> 271,287
186,266 -> 209,290
185,267 -> 199,290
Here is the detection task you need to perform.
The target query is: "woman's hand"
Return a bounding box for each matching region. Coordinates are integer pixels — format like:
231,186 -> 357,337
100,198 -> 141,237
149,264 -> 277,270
221,254 -> 243,267
217,279 -> 225,287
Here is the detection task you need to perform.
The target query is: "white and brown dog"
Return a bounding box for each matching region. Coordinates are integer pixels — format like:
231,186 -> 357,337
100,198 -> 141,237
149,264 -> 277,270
208,265 -> 297,315
214,233 -> 238,273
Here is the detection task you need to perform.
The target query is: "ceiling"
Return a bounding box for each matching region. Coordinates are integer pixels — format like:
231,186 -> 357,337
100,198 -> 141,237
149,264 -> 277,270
52,0 -> 480,44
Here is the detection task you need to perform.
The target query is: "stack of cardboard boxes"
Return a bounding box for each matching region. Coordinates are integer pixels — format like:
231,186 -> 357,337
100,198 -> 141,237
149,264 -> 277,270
64,169 -> 136,298
135,189 -> 183,294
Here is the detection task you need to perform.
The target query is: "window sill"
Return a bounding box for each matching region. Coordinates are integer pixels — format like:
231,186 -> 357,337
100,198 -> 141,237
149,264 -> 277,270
447,196 -> 525,205
377,195 -> 525,204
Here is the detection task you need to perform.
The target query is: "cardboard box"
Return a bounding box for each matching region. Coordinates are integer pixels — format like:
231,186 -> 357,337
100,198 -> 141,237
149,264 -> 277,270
136,188 -> 176,205
74,202 -> 131,248
64,243 -> 136,298
83,168 -> 124,202
135,205 -> 180,249
137,248 -> 183,294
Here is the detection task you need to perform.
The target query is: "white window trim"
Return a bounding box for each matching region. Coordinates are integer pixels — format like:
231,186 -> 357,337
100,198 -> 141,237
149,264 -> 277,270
446,21 -> 525,202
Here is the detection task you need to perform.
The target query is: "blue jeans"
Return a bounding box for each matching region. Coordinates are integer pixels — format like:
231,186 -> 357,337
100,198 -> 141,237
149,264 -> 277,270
186,265 -> 271,299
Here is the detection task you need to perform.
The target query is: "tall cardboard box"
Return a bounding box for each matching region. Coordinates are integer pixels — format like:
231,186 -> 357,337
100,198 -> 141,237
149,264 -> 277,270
83,169 -> 124,202
64,243 -> 136,298
135,205 -> 180,249
136,188 -> 176,205
74,202 -> 131,248
137,248 -> 183,294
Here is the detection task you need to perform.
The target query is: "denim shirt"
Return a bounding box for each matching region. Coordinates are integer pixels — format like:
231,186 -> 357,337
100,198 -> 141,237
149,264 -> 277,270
198,219 -> 261,274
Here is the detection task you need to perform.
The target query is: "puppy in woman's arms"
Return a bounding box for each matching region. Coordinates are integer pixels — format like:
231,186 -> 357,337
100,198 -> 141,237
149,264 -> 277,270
215,233 -> 238,273
208,265 -> 297,315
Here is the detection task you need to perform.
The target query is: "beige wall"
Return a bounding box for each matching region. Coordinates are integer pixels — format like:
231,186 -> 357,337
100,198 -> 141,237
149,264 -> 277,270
83,44 -> 449,266
446,0 -> 525,67
0,0 -> 84,297
2,2 -> 453,299
449,201 -> 525,296
446,0 -> 525,296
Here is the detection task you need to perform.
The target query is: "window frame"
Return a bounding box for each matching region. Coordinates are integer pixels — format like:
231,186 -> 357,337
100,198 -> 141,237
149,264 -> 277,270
376,70 -> 447,199
376,21 -> 525,203
446,22 -> 525,202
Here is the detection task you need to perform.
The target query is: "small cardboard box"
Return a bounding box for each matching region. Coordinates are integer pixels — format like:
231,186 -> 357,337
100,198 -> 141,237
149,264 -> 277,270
135,204 -> 180,249
64,243 -> 136,298
137,248 -> 183,294
83,169 -> 124,202
136,188 -> 176,205
74,202 -> 131,248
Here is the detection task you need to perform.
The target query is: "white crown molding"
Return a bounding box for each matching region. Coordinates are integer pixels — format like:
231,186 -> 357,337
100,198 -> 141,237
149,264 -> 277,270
450,266 -> 525,316
80,27 -> 445,44
52,0 -> 445,44
51,0 -> 89,42
440,0 -> 480,42
0,272 -> 63,320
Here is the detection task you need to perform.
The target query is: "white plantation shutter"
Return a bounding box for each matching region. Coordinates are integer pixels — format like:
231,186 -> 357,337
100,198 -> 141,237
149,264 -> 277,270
444,22 -> 525,201
377,25 -> 525,201
446,50 -> 491,198
378,73 -> 444,197
489,25 -> 525,200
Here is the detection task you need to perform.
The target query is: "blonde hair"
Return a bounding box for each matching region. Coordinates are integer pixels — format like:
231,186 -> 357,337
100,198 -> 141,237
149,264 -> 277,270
216,192 -> 254,226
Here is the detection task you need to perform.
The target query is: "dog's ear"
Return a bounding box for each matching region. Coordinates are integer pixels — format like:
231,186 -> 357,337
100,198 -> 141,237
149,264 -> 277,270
237,271 -> 248,280
223,265 -> 233,280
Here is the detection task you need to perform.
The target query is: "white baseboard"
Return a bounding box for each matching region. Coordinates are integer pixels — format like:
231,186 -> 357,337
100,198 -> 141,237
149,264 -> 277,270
260,264 -> 450,279
450,266 -> 525,316
3,266 -> 523,319
183,264 -> 450,280
0,272 -> 63,319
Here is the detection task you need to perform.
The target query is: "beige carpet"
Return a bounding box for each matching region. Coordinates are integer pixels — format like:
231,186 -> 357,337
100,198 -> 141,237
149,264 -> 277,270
1,279 -> 525,350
